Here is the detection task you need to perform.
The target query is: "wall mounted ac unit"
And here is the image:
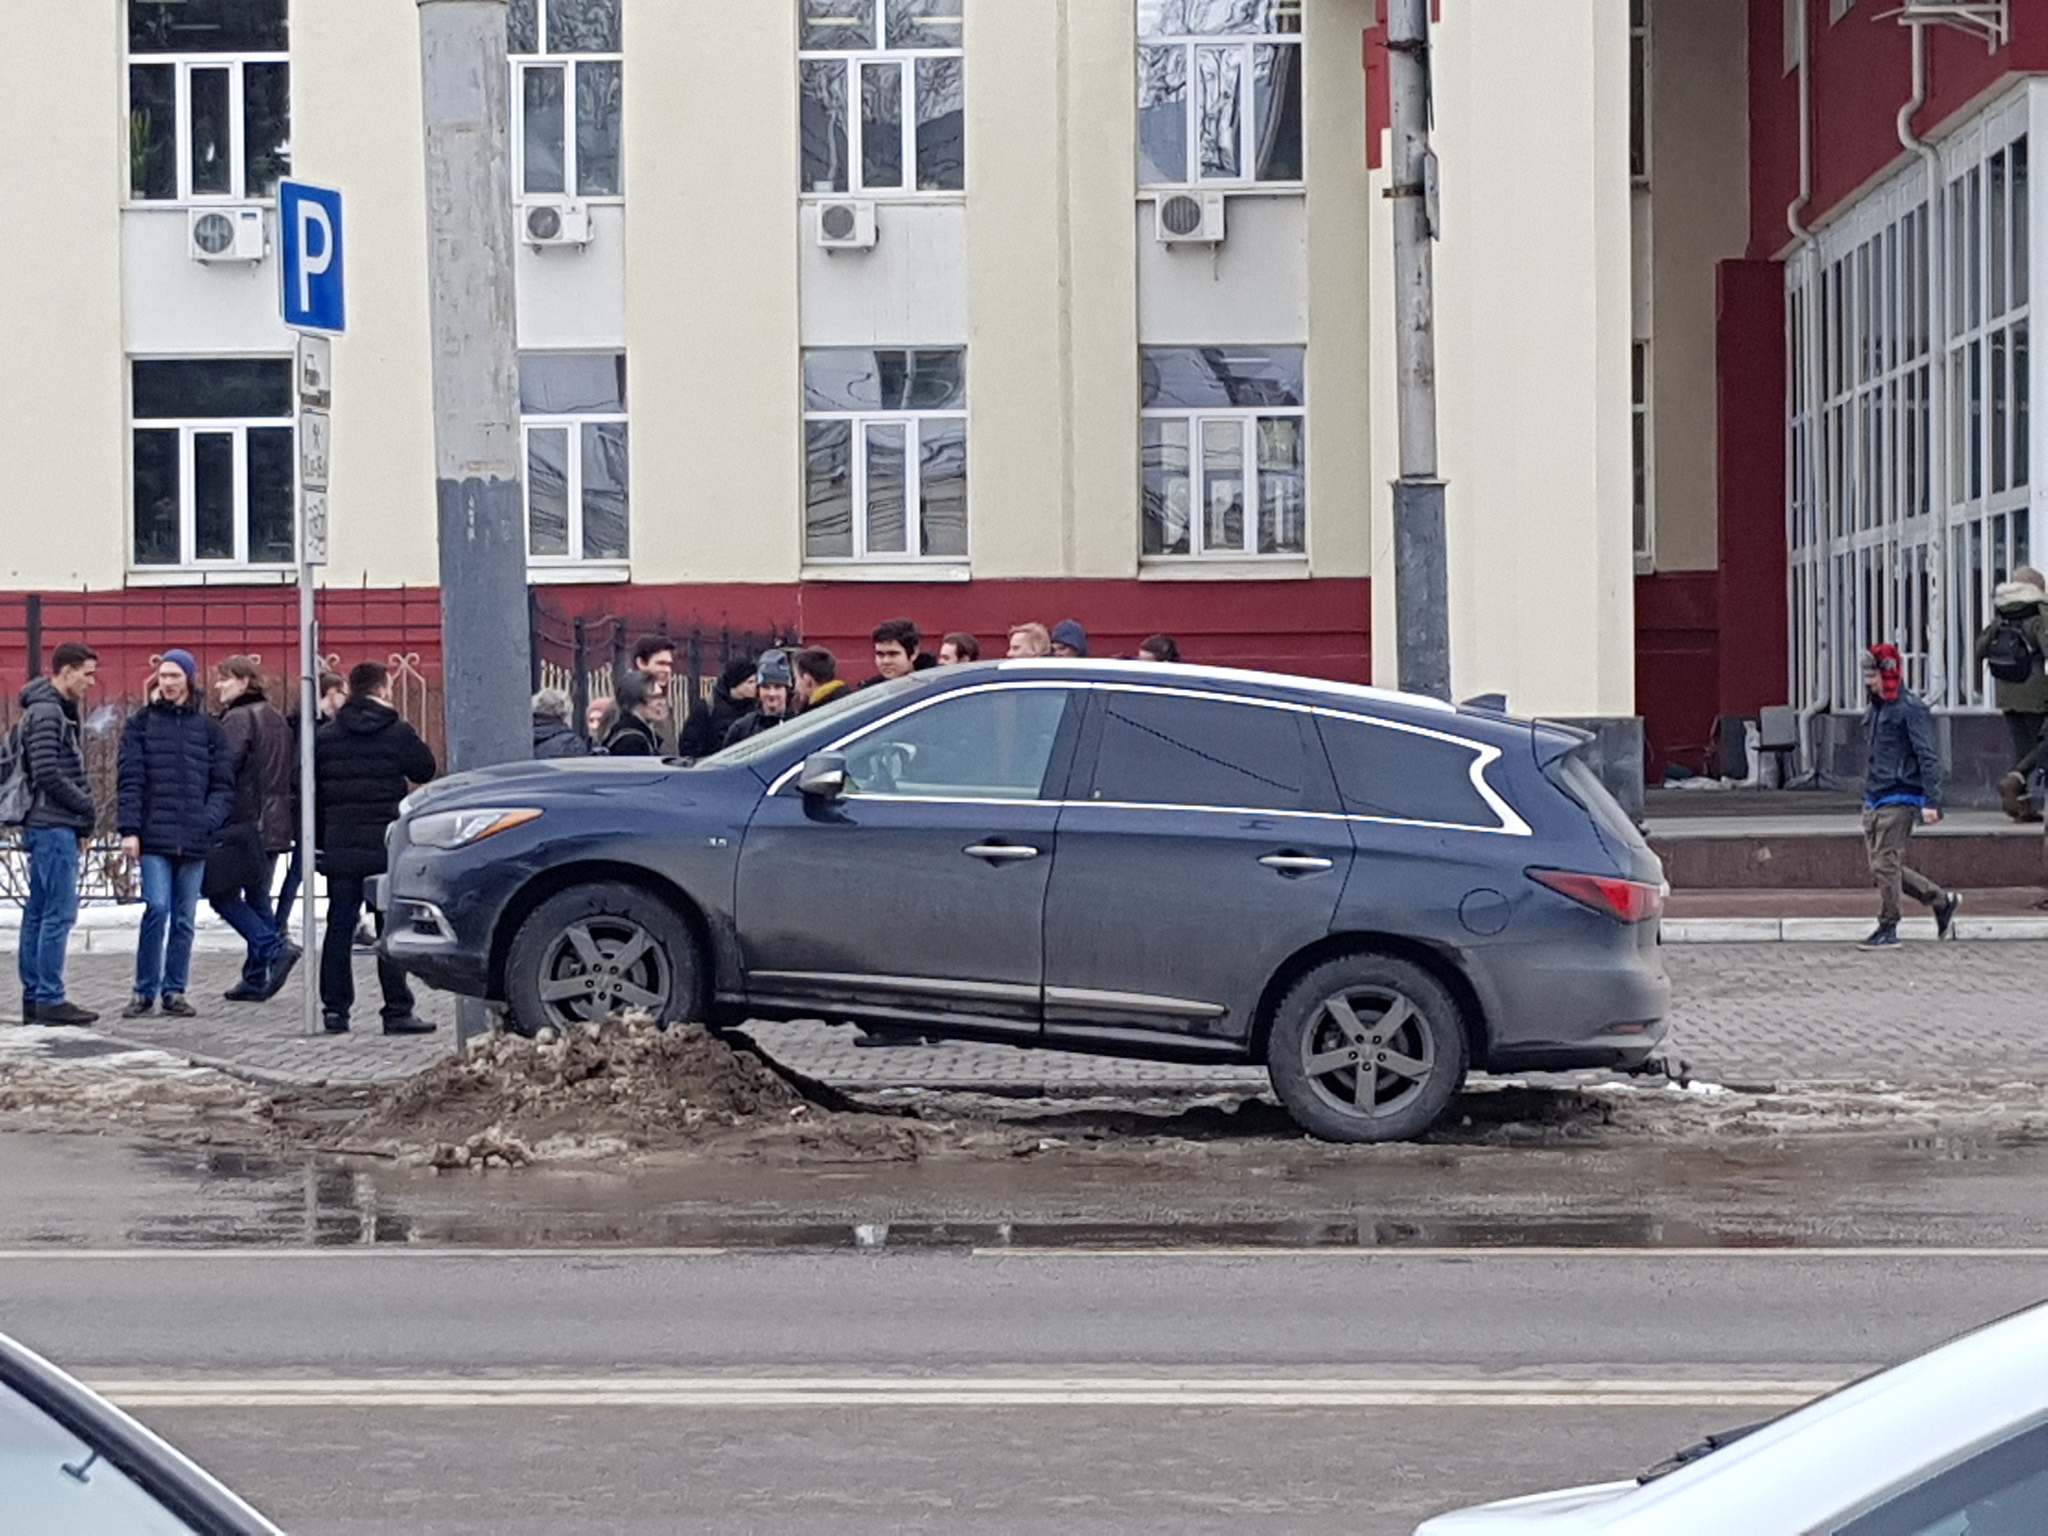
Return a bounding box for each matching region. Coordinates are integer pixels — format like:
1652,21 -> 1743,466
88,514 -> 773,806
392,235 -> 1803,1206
188,206 -> 266,263
525,199 -> 593,249
815,199 -> 878,251
1154,190 -> 1226,245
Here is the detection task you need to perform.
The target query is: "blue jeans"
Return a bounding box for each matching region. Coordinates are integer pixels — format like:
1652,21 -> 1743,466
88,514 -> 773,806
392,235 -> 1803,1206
18,827 -> 81,1007
210,853 -> 282,989
135,855 -> 205,1001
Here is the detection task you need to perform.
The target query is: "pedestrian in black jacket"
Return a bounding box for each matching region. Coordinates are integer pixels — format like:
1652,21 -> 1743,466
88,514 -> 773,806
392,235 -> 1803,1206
210,658 -> 300,1003
677,658 -> 757,758
721,650 -> 796,749
16,642 -> 101,1026
602,670 -> 665,757
117,650 -> 233,1019
1858,643 -> 1960,951
531,688 -> 590,759
315,661 -> 438,1035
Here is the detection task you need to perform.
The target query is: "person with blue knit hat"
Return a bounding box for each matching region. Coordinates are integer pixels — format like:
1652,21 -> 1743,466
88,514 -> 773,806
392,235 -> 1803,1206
116,650 -> 232,1018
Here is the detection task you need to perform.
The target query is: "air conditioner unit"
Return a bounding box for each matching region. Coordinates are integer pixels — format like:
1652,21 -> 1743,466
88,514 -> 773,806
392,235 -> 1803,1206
524,199 -> 593,249
1154,190 -> 1226,245
815,199 -> 878,251
188,206 -> 266,264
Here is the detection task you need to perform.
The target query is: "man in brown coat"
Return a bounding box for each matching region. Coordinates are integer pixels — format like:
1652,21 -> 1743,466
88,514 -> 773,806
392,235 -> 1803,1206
210,656 -> 300,1001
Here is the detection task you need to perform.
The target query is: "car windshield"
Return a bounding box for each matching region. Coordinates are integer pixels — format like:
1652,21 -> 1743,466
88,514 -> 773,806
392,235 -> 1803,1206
691,673 -> 927,769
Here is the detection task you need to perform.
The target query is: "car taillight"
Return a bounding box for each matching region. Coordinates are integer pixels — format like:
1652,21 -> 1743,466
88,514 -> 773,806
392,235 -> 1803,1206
1526,868 -> 1664,924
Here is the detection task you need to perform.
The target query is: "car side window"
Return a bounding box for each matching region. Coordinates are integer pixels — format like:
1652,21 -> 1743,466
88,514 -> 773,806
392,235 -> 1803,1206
1316,715 -> 1502,829
1088,692 -> 1315,811
840,687 -> 1069,800
1830,1416 -> 2048,1534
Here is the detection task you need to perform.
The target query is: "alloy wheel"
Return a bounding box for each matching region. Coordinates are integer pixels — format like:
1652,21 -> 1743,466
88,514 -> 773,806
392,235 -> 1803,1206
1297,985 -> 1438,1121
533,915 -> 674,1027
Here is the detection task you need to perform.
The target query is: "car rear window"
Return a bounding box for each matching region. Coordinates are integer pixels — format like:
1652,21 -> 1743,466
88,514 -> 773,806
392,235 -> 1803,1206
1316,715 -> 1502,829
1547,750 -> 1651,856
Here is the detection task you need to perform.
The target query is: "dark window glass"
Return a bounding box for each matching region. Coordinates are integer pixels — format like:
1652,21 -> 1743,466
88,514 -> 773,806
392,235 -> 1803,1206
805,420 -> 855,558
246,426 -> 296,563
862,61 -> 904,189
130,0 -> 287,54
802,0 -> 876,49
133,359 -> 293,420
523,66 -> 567,194
803,349 -> 965,412
576,59 -> 622,195
129,65 -> 177,200
886,0 -> 962,49
1142,346 -> 1305,409
914,57 -> 964,190
1833,1419 -> 2048,1536
508,0 -> 540,54
550,0 -> 622,52
582,422 -> 630,559
844,689 -> 1068,800
243,62 -> 291,197
527,427 -> 571,557
520,353 -> 626,414
1142,419 -> 1192,555
1090,692 -> 1312,811
865,421 -> 907,553
132,430 -> 181,566
919,418 -> 968,557
1318,716 -> 1498,828
800,60 -> 850,193
1251,43 -> 1301,181
189,66 -> 232,195
193,431 -> 236,560
1256,416 -> 1305,554
1139,0 -> 1299,36
1137,46 -> 1187,185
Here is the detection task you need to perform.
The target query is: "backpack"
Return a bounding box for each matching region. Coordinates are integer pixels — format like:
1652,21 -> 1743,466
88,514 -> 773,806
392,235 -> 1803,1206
0,721 -> 31,829
1985,617 -> 2042,684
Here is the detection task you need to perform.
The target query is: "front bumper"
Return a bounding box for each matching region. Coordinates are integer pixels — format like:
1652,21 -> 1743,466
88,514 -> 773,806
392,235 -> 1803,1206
377,844 -> 513,999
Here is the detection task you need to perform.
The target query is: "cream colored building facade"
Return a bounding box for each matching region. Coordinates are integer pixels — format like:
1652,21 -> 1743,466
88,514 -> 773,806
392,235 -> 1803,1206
0,0 -> 1640,724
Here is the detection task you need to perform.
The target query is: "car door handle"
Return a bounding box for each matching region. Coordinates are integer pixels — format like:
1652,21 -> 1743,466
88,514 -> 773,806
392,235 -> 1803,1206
1259,853 -> 1335,873
965,843 -> 1041,862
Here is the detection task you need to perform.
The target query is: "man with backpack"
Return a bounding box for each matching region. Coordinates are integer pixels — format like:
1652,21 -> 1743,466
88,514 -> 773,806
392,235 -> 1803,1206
1975,566 -> 2048,820
10,643 -> 101,1025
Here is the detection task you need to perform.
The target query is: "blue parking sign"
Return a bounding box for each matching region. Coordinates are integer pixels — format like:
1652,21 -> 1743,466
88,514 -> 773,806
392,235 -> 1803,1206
279,180 -> 346,334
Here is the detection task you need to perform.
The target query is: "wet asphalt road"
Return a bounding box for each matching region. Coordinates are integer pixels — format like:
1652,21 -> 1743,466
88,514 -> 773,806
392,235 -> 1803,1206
7,1248 -> 2047,1534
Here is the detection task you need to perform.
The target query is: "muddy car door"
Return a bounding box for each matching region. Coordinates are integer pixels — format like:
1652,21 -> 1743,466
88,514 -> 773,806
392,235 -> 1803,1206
734,682 -> 1082,1039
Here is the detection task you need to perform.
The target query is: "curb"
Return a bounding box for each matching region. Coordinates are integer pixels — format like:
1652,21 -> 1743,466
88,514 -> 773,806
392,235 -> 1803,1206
1662,915 -> 2048,943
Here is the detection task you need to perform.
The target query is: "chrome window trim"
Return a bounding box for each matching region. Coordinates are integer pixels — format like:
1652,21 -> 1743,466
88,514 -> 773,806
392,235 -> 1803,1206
765,678 -> 1530,837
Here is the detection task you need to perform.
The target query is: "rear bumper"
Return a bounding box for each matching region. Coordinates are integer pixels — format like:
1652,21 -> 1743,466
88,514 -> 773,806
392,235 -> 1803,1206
1465,924 -> 1671,1072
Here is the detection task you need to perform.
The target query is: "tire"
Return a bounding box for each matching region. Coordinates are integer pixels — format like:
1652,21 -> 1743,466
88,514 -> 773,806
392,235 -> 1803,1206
1265,953 -> 1468,1143
503,882 -> 700,1037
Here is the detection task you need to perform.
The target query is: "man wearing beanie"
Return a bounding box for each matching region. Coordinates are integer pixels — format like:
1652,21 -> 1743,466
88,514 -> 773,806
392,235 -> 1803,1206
1858,642 -> 1959,951
117,650 -> 233,1017
677,657 -> 758,759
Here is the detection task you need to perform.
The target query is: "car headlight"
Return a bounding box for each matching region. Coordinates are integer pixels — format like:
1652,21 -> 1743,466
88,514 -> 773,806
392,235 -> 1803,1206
407,807 -> 543,849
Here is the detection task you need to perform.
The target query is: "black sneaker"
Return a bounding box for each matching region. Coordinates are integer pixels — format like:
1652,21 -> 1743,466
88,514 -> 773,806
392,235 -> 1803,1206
159,993 -> 196,1017
854,1029 -> 928,1048
322,1012 -> 351,1034
223,983 -> 268,1002
258,945 -> 302,1000
121,994 -> 155,1018
1934,892 -> 1962,941
381,1015 -> 437,1036
17,1000 -> 37,1025
1858,924 -> 1902,951
35,1001 -> 100,1027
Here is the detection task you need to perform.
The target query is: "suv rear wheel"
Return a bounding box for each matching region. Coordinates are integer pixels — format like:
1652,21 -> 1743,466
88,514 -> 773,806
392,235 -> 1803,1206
504,882 -> 700,1037
1266,953 -> 1466,1143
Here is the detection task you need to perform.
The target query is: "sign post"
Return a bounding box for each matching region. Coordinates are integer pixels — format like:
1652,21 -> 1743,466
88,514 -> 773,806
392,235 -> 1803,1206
280,181 -> 345,1038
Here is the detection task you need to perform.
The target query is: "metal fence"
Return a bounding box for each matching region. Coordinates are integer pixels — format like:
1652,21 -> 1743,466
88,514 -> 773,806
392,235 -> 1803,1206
527,590 -> 798,731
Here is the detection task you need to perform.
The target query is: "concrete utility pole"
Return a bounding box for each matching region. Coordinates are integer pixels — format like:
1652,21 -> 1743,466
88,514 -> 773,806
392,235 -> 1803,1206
417,0 -> 531,774
1387,0 -> 1450,701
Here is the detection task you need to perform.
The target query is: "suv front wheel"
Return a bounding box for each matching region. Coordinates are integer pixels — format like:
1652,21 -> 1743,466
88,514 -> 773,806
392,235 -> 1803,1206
1266,953 -> 1467,1143
504,882 -> 700,1037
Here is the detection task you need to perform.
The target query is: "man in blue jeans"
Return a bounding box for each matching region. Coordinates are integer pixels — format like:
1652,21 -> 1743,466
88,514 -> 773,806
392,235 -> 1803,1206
16,643 -> 102,1026
116,651 -> 232,1018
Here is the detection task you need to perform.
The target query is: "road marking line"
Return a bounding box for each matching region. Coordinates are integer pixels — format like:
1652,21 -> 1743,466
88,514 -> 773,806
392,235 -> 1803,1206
0,1244 -> 2041,1261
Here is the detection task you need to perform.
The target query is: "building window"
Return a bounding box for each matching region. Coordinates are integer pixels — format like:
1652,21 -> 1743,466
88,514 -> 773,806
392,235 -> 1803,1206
128,0 -> 290,202
509,0 -> 622,198
521,353 -> 630,565
131,359 -> 295,570
799,0 -> 965,195
804,349 -> 969,562
1141,346 -> 1306,558
1632,340 -> 1653,562
1138,0 -> 1302,188
1629,0 -> 1650,185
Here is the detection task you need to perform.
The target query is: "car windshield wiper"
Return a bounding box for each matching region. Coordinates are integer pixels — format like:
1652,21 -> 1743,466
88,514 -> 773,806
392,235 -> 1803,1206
1637,1418 -> 1776,1483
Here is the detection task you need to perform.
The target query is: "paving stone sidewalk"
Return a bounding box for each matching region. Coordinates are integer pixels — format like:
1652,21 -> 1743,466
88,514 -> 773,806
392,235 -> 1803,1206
9,942 -> 2047,1094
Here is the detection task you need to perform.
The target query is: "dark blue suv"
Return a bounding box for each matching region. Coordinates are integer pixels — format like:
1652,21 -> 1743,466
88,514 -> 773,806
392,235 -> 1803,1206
381,661 -> 1669,1142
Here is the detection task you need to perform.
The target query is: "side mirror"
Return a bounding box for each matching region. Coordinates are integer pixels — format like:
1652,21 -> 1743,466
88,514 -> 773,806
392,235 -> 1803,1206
796,752 -> 848,800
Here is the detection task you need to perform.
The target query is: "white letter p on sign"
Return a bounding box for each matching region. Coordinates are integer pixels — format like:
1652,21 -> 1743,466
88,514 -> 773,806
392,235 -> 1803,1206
297,201 -> 334,317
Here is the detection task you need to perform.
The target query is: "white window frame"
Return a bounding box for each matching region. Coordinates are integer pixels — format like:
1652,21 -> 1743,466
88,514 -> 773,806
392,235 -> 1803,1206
521,416 -> 631,568
798,0 -> 966,198
1137,3 -> 1304,190
130,384 -> 297,574
1141,409 -> 1307,560
510,1 -> 624,203
125,53 -> 290,204
804,411 -> 969,564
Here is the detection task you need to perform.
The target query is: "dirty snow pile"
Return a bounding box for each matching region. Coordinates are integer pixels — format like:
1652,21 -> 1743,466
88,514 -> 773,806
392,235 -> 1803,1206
0,1030 -> 266,1137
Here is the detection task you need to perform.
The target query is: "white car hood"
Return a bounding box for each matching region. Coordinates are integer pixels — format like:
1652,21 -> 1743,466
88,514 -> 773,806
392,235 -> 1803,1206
1415,1481 -> 1636,1533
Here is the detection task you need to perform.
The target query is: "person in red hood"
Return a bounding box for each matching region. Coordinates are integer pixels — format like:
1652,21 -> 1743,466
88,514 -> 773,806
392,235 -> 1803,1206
1858,643 -> 1958,951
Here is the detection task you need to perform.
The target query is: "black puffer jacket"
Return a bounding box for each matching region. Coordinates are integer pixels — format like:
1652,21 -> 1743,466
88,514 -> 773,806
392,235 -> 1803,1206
721,708 -> 788,750
18,678 -> 95,835
220,690 -> 298,854
677,671 -> 756,759
315,699 -> 437,877
533,713 -> 590,759
117,698 -> 233,858
603,712 -> 660,757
